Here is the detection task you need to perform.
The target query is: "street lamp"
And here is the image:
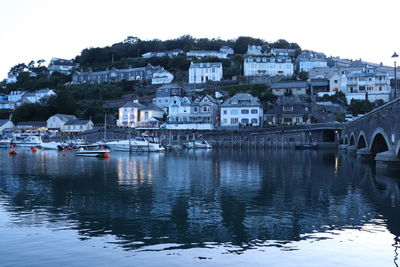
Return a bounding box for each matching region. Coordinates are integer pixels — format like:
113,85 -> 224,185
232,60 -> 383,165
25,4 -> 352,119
392,52 -> 399,99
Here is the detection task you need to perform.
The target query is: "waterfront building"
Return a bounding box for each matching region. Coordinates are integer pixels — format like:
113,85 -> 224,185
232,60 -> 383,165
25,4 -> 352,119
271,81 -> 308,96
72,64 -> 168,85
141,49 -> 183,58
297,51 -> 327,72
166,95 -> 219,130
0,119 -> 14,134
187,50 -> 228,59
47,114 -> 77,130
153,84 -> 185,110
244,56 -> 294,77
220,93 -> 263,127
48,58 -> 78,75
188,62 -> 223,84
264,104 -> 308,125
61,119 -> 94,133
117,100 -> 164,128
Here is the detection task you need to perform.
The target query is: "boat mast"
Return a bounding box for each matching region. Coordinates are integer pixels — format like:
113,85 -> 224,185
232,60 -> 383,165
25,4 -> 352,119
104,113 -> 107,141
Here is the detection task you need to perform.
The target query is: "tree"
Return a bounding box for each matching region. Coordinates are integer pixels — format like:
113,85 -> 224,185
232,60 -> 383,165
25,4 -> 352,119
12,103 -> 51,123
349,99 -> 374,115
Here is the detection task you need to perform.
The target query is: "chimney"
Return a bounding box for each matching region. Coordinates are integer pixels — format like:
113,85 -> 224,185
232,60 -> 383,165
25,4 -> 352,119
133,99 -> 139,103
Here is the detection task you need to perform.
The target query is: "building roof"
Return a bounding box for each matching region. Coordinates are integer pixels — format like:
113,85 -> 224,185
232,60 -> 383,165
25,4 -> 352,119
190,62 -> 222,68
221,93 -> 261,107
265,104 -> 308,115
36,88 -> 54,94
347,70 -> 387,77
271,81 -> 308,89
0,119 -> 12,127
64,119 -> 92,126
141,104 -> 164,112
310,79 -> 329,87
121,102 -> 146,109
51,114 -> 77,122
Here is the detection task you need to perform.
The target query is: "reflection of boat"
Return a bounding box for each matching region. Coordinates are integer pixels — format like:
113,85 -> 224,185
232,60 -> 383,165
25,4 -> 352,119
41,141 -> 64,150
12,136 -> 42,147
74,145 -> 111,157
184,140 -> 212,149
104,135 -> 165,152
295,142 -> 318,150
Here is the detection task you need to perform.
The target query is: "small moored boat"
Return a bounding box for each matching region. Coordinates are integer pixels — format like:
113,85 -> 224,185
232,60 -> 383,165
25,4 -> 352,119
74,145 -> 111,157
184,140 -> 212,149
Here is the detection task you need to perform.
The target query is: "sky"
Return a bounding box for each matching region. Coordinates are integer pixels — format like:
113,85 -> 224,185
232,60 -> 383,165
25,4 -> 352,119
1,0 -> 400,80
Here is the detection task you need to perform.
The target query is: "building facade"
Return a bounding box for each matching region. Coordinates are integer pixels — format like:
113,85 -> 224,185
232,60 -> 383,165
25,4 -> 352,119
244,56 -> 294,77
189,62 -> 223,84
153,84 -> 185,110
297,51 -> 328,72
47,114 -> 77,130
220,93 -> 263,127
271,81 -> 308,96
166,95 -> 219,130
265,104 -> 308,125
61,120 -> 94,133
141,49 -> 182,58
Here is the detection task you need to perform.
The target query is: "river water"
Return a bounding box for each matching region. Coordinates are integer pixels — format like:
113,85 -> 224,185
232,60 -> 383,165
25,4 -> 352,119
0,148 -> 399,267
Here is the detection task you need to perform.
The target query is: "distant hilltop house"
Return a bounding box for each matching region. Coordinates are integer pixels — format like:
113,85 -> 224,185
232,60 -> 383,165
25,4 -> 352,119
297,51 -> 327,72
22,89 -> 56,104
141,49 -> 183,58
48,58 -> 79,75
246,45 -> 263,56
117,100 -> 164,129
189,62 -> 223,84
220,93 -> 263,127
187,46 -> 233,59
0,89 -> 56,110
244,56 -> 294,77
72,64 -> 173,85
151,68 -> 174,84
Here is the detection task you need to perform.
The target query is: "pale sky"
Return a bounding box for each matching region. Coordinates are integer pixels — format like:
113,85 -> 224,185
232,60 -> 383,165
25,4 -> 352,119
1,0 -> 399,80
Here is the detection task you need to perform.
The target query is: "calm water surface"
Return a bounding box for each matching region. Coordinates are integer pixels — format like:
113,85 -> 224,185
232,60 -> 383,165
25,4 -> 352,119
0,148 -> 399,266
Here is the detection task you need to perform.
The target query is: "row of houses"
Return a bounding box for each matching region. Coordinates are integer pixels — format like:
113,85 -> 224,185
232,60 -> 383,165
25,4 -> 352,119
0,113 -> 94,136
0,89 -> 56,110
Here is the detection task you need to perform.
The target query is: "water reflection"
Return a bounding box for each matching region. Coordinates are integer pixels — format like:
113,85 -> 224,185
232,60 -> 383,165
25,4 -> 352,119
0,148 -> 400,259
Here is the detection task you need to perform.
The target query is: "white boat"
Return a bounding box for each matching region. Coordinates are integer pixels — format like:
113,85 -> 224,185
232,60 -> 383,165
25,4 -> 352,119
41,141 -> 64,150
104,135 -> 165,152
12,136 -> 42,147
74,145 -> 111,157
184,140 -> 212,149
0,138 -> 12,148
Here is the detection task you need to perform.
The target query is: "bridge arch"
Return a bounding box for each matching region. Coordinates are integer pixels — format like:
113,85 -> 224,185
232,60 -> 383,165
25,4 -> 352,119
349,133 -> 356,146
356,131 -> 368,149
369,128 -> 391,155
344,136 -> 349,145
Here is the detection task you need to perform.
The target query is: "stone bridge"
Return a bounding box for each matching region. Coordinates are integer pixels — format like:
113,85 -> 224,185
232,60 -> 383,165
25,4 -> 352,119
340,98 -> 400,166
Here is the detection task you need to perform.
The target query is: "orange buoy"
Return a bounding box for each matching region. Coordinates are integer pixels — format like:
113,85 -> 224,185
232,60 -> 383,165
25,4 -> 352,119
104,152 -> 110,159
67,146 -> 72,151
30,147 -> 37,153
9,148 -> 16,156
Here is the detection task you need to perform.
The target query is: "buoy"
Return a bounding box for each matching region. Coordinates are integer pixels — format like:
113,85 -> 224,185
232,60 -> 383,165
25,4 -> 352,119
104,152 -> 110,159
30,147 -> 37,153
67,146 -> 72,151
9,148 -> 16,156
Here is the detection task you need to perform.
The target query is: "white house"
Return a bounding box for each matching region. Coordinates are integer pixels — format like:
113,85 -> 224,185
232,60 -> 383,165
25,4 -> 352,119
220,46 -> 234,55
61,120 -> 94,133
47,114 -> 77,130
186,50 -> 228,59
151,69 -> 174,84
8,91 -> 26,102
22,89 -> 56,104
345,68 -> 391,103
246,45 -> 262,55
142,49 -> 182,58
166,95 -> 219,130
153,84 -> 185,110
0,119 -> 14,134
220,93 -> 263,127
244,56 -> 294,77
117,100 -> 165,128
189,62 -> 223,84
297,51 -> 328,72
48,58 -> 78,75
6,74 -> 17,84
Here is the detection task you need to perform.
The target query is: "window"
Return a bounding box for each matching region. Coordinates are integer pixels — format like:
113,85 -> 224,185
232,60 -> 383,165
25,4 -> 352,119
194,107 -> 198,112
251,118 -> 258,124
241,118 -> 249,124
284,117 -> 292,123
223,119 -> 227,124
283,106 -> 293,111
230,109 -> 238,115
359,85 -> 366,91
223,110 -> 227,114
295,117 -> 300,123
231,118 -> 238,124
241,109 -> 249,114
379,86 -> 382,91
251,109 -> 258,114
